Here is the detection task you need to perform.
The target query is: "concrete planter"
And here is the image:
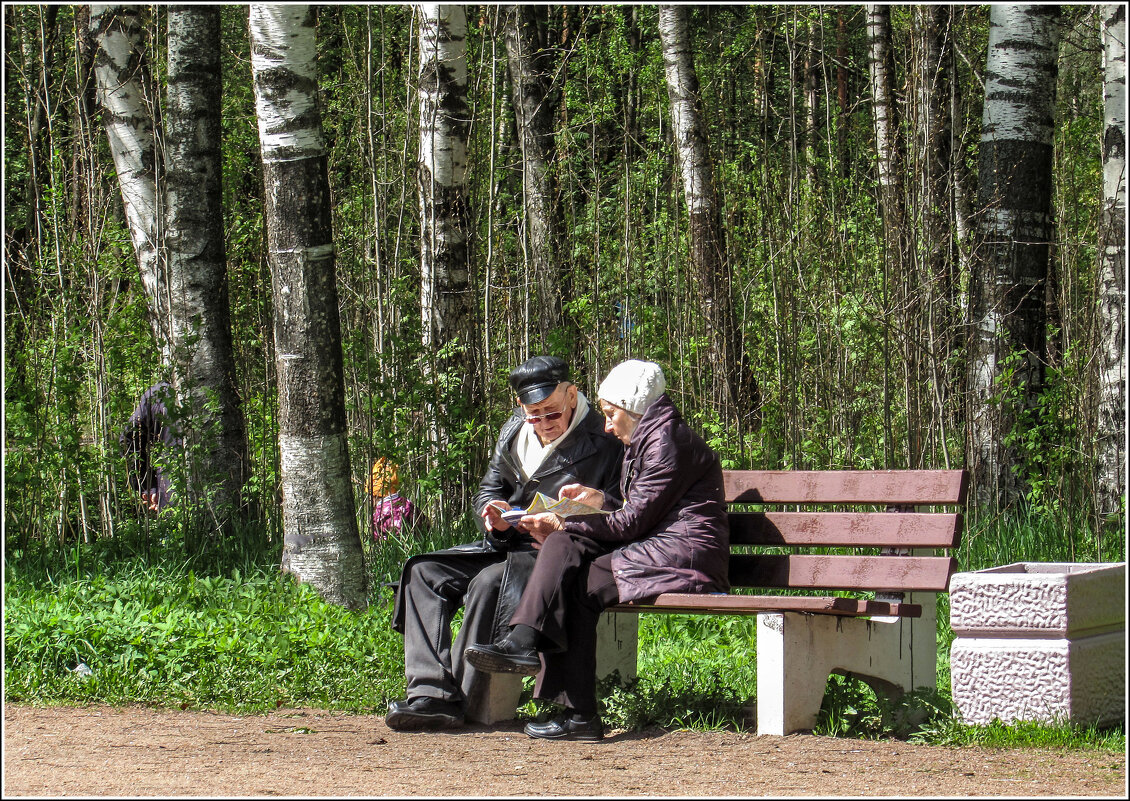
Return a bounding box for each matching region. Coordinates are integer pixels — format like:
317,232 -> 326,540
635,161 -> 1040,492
949,562 -> 1125,727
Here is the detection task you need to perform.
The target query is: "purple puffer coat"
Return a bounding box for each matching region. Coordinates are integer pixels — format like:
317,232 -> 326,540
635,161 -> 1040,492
563,393 -> 730,604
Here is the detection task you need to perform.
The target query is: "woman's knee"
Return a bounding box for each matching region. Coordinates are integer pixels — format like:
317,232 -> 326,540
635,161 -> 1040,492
541,529 -> 591,560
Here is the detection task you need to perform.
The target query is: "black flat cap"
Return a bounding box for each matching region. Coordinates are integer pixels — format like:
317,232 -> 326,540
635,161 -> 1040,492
509,356 -> 569,405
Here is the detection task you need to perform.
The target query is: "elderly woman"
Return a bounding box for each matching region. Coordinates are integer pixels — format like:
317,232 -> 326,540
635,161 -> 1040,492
466,360 -> 729,741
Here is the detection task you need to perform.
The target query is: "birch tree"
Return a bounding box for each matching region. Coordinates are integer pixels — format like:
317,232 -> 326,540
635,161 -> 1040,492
969,4 -> 1061,508
505,4 -> 563,342
866,4 -> 906,256
165,5 -> 248,526
658,4 -> 759,427
866,4 -> 913,465
1098,3 -> 1126,520
418,5 -> 476,392
250,4 -> 367,609
90,4 -> 167,360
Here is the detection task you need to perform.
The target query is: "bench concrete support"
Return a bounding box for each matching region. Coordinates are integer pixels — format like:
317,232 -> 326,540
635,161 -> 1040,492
465,611 -> 639,725
596,610 -> 640,683
464,671 -> 525,725
755,593 -> 937,735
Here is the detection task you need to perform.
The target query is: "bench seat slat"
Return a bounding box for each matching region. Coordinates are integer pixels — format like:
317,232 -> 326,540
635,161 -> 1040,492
729,511 -> 962,548
724,469 -> 968,505
728,553 -> 956,592
612,593 -> 922,617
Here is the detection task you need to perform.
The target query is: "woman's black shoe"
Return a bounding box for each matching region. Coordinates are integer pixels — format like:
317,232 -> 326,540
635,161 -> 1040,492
464,637 -> 541,675
524,714 -> 604,741
385,697 -> 464,731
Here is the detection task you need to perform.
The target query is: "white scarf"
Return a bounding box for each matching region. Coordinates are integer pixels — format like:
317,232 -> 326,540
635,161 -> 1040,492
513,392 -> 591,481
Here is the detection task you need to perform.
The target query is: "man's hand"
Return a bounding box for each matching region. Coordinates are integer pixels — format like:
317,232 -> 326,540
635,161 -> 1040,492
558,483 -> 605,510
482,499 -> 512,530
521,512 -> 563,546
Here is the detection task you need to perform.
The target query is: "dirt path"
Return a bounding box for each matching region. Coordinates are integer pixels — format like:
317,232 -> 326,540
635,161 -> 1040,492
3,704 -> 1125,797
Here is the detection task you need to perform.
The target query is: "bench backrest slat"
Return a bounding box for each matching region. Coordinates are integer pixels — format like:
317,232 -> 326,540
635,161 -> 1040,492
728,553 -> 957,593
724,469 -> 968,506
728,511 -> 963,548
714,469 -> 966,599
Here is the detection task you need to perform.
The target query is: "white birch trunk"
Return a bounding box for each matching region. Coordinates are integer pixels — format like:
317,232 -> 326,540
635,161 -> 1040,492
90,4 -> 168,361
969,4 -> 1061,508
866,4 -> 903,228
1098,4 -> 1126,518
417,5 -> 472,354
250,4 -> 366,610
165,6 -> 248,527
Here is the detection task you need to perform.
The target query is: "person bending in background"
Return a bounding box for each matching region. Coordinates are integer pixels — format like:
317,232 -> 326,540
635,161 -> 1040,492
386,356 -> 623,731
466,359 -> 730,741
120,382 -> 177,513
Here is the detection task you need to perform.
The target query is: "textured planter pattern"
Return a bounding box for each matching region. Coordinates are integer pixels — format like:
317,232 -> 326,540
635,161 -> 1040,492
949,562 -> 1125,727
950,562 -> 1125,637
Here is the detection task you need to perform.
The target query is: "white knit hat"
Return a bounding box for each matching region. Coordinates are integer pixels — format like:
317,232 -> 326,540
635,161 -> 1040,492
597,360 -> 666,416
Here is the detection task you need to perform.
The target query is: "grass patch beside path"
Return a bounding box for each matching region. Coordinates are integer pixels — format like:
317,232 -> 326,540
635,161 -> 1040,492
4,562 -> 406,713
914,716 -> 1127,751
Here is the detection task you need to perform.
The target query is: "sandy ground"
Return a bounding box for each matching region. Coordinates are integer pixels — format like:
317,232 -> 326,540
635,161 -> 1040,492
3,704 -> 1126,797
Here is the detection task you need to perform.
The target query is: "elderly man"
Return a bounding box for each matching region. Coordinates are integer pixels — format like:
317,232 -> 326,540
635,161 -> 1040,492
387,356 -> 623,731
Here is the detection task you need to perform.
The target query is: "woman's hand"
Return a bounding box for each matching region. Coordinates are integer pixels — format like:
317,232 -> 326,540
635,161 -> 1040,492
521,512 -> 563,546
482,499 -> 512,531
558,483 -> 605,510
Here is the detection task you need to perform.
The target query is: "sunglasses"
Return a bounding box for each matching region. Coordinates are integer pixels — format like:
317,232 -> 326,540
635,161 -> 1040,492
524,396 -> 569,424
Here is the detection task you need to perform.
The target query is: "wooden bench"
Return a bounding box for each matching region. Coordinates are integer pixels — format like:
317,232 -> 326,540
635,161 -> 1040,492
467,469 -> 968,735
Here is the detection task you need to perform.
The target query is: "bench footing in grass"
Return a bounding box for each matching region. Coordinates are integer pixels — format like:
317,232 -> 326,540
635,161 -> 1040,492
754,596 -> 938,734
468,598 -> 938,733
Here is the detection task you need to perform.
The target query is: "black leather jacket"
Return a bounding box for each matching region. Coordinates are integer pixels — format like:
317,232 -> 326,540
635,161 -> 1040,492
471,404 -> 624,550
391,402 -> 623,638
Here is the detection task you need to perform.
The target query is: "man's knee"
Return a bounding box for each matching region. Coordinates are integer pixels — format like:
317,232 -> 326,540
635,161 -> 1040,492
466,559 -> 507,604
405,555 -> 463,596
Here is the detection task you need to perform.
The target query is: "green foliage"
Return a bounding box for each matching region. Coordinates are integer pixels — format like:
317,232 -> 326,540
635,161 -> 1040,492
990,349 -> 1096,518
811,676 -> 1123,752
6,1 -> 1121,552
813,675 -> 953,740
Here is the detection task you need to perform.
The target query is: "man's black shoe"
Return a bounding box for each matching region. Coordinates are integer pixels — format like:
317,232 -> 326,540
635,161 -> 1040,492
464,637 -> 541,676
524,714 -> 604,742
385,697 -> 464,731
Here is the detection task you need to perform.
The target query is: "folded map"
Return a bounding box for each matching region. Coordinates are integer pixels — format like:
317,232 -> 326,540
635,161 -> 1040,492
498,492 -> 607,524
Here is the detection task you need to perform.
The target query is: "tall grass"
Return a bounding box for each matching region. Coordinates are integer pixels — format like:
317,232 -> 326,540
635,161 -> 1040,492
600,614 -> 759,731
2,512 -> 479,713
958,504 -> 1123,569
